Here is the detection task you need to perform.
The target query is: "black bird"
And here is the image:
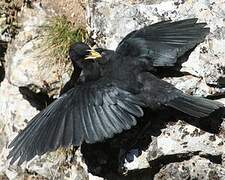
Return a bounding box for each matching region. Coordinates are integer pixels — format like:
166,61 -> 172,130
8,18 -> 224,165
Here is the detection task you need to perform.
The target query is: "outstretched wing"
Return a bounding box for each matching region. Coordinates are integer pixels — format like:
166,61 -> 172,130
116,18 -> 209,67
8,79 -> 144,165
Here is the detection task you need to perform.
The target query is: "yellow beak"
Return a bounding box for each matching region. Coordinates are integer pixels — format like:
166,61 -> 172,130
85,49 -> 102,60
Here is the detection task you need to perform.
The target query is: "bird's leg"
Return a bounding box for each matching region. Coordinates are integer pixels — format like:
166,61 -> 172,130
119,118 -> 152,174
127,119 -> 152,151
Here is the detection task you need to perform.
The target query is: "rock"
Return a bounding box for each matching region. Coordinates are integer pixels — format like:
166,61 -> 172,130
0,79 -> 37,178
0,15 -> 8,42
121,121 -> 225,172
147,121 -> 225,161
87,0 -> 225,96
5,2 -> 71,97
154,156 -> 225,180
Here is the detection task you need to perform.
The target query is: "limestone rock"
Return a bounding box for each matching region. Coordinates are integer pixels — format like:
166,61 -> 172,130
147,121 -> 225,163
5,2 -> 71,97
87,0 -> 225,96
122,121 -> 225,171
154,156 -> 225,180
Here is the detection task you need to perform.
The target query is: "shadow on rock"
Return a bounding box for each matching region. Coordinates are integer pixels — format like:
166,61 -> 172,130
80,107 -> 224,179
0,40 -> 7,83
19,86 -> 54,110
81,108 -> 171,177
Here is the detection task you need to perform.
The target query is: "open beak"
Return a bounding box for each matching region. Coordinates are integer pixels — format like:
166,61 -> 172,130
85,49 -> 102,60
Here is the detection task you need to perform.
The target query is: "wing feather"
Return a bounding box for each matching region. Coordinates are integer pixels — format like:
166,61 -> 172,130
116,18 -> 210,67
8,80 -> 144,165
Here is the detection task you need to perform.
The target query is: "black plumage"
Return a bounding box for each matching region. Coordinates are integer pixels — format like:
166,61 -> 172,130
8,18 -> 224,165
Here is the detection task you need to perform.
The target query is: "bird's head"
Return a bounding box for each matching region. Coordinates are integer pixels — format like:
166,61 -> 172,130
69,42 -> 102,68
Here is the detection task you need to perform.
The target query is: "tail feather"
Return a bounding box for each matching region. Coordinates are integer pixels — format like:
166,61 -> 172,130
167,95 -> 224,118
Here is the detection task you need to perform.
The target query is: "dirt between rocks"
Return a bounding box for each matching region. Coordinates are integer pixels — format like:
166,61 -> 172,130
41,0 -> 86,27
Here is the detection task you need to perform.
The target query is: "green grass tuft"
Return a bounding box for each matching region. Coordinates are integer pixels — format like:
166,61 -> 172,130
44,15 -> 88,65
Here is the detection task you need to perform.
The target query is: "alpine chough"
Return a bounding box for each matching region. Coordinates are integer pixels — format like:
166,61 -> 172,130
7,18 -> 224,165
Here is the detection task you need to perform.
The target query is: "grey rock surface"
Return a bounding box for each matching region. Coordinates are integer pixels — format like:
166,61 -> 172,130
5,2 -> 71,97
154,156 -> 225,180
117,120 -> 225,178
